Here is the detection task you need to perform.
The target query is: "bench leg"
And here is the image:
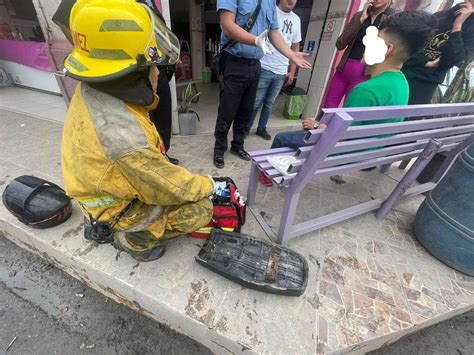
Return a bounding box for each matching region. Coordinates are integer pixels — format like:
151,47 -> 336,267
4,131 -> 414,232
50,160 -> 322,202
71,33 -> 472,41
376,139 -> 443,220
398,159 -> 411,170
380,164 -> 391,174
246,163 -> 258,206
276,191 -> 300,246
432,134 -> 474,184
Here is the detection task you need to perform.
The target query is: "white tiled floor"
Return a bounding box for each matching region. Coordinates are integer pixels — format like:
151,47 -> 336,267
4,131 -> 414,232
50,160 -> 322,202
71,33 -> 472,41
0,86 -> 68,123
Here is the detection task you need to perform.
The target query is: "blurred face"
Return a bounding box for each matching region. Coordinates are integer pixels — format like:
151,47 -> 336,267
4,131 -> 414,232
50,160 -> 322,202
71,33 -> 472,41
363,27 -> 390,66
279,0 -> 297,13
371,0 -> 390,10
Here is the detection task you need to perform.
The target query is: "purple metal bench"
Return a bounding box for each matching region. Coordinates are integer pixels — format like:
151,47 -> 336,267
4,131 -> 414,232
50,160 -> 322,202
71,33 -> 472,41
246,103 -> 474,245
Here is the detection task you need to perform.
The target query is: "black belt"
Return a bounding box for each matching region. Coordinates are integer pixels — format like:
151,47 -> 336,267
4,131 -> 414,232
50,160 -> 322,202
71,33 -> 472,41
223,51 -> 260,66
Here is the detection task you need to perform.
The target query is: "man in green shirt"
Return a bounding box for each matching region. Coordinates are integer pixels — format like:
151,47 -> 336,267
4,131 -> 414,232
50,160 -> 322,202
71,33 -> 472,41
259,11 -> 436,186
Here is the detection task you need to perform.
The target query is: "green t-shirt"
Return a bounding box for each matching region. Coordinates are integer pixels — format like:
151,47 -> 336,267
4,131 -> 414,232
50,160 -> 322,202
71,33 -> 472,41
344,71 -> 409,126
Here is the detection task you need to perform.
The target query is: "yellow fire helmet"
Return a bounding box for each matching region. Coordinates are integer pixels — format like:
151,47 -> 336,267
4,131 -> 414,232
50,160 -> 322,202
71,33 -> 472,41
64,0 -> 180,82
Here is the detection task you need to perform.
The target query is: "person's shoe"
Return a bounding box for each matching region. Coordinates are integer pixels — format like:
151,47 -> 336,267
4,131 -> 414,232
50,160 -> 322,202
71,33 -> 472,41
330,174 -> 346,185
166,155 -> 179,165
214,154 -> 225,169
256,129 -> 272,141
112,232 -> 165,262
230,147 -> 251,161
258,171 -> 273,187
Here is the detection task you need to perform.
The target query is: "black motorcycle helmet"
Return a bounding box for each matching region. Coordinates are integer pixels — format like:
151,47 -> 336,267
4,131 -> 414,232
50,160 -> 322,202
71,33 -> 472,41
2,175 -> 72,229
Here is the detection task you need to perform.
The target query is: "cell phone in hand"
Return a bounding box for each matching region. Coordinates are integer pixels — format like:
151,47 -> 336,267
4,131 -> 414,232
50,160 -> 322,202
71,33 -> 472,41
367,4 -> 374,15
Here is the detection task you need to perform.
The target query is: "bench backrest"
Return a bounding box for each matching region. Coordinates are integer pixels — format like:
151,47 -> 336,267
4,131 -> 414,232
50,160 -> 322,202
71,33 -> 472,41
270,103 -> 474,188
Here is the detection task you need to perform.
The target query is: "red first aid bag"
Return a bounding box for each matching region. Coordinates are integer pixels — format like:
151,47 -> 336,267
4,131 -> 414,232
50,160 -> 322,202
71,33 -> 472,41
191,177 -> 246,238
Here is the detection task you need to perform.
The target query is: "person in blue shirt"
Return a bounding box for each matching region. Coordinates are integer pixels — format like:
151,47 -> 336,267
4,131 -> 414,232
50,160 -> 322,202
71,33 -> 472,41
213,0 -> 312,168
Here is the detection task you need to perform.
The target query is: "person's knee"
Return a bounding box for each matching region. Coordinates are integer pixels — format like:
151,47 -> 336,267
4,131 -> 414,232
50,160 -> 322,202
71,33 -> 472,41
271,133 -> 285,149
263,99 -> 274,110
181,198 -> 213,231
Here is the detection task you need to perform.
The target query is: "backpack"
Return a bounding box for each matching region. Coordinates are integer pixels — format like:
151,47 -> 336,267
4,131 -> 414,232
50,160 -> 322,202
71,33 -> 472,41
191,177 -> 246,238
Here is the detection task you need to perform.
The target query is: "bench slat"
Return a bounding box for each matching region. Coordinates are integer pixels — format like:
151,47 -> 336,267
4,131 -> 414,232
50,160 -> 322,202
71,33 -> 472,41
304,115 -> 474,144
297,124 -> 474,159
321,103 -> 474,121
341,115 -> 474,141
287,133 -> 470,174
253,150 -> 296,163
279,142 -> 458,185
249,147 -> 295,158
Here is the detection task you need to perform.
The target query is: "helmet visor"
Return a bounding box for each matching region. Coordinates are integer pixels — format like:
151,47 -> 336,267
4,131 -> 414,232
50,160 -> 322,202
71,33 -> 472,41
142,5 -> 181,65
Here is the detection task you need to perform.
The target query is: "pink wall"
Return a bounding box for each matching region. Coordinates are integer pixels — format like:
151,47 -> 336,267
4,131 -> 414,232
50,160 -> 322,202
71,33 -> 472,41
0,40 -> 53,72
154,0 -> 162,12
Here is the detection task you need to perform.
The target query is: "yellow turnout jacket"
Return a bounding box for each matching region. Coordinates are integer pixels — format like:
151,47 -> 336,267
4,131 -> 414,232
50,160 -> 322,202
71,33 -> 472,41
62,83 -> 214,238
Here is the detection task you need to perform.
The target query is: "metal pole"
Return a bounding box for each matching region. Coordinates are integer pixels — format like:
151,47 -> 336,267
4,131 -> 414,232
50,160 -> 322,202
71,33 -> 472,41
246,163 -> 259,206
432,135 -> 474,183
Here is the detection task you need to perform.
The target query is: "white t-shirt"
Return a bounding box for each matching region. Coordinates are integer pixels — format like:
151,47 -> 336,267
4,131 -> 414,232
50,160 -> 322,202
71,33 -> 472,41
260,7 -> 302,75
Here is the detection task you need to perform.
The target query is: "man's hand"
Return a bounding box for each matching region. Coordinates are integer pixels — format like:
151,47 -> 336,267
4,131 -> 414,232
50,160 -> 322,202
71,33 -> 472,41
255,30 -> 273,55
360,0 -> 374,23
453,2 -> 474,31
302,117 -> 327,130
284,72 -> 295,87
290,52 -> 312,69
269,30 -> 311,69
425,57 -> 441,68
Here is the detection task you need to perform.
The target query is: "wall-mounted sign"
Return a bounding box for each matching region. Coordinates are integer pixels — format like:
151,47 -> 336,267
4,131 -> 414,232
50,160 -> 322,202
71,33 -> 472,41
321,20 -> 336,42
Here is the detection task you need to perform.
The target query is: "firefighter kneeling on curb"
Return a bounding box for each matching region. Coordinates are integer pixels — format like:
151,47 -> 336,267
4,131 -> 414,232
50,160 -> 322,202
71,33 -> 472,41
61,0 -> 214,262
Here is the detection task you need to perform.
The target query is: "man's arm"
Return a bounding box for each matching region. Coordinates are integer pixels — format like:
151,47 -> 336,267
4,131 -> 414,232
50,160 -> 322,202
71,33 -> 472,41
116,149 -> 214,206
219,9 -> 257,45
268,29 -> 311,69
285,43 -> 300,86
336,12 -> 364,50
438,3 -> 474,68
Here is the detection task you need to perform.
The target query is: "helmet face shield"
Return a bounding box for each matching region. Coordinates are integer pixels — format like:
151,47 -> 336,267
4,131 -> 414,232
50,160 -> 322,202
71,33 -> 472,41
142,5 -> 180,66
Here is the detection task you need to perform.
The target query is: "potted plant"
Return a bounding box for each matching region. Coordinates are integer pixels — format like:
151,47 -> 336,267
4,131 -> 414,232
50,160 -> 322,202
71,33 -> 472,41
177,83 -> 201,135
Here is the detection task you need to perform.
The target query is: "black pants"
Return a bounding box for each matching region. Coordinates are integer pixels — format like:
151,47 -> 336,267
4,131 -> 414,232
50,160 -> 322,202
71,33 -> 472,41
214,52 -> 261,156
407,78 -> 438,105
149,73 -> 172,152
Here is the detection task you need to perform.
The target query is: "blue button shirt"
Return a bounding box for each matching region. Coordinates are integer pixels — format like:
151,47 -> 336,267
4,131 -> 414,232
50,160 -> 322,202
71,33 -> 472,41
217,0 -> 279,60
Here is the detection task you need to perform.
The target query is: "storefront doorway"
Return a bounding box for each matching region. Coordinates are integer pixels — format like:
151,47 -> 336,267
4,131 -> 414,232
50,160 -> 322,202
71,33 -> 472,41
0,0 -> 61,93
167,0 -> 319,134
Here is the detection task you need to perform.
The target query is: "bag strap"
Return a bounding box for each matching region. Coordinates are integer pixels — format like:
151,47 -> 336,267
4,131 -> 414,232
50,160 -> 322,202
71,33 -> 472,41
220,0 -> 263,53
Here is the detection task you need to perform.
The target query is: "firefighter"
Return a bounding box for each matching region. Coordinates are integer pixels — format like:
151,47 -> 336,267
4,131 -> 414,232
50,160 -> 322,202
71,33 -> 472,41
61,0 -> 214,262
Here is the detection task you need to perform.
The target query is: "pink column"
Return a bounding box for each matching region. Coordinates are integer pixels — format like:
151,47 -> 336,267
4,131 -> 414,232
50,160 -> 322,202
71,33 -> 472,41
154,0 -> 162,11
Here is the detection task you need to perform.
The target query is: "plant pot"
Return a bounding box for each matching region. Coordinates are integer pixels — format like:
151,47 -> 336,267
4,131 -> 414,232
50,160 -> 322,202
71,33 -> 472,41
178,110 -> 200,135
